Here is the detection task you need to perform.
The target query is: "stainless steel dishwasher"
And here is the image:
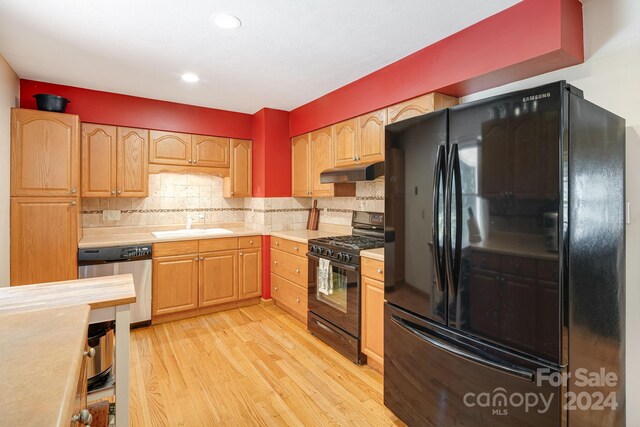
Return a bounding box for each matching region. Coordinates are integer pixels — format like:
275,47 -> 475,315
78,244 -> 152,326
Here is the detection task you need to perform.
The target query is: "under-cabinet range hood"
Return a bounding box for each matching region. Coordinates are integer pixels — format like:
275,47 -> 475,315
320,161 -> 384,183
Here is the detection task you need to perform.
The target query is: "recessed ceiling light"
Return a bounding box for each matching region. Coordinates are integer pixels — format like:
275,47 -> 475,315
181,72 -> 199,83
211,13 -> 242,29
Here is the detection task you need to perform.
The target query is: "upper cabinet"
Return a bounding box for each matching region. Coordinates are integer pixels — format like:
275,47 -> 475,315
11,108 -> 79,197
387,92 -> 459,124
117,127 -> 149,197
310,127 -> 334,198
81,124 -> 149,198
224,139 -> 252,198
357,109 -> 386,164
292,128 -> 356,198
333,119 -> 358,168
149,131 -> 192,166
192,135 -> 229,168
291,134 -> 311,197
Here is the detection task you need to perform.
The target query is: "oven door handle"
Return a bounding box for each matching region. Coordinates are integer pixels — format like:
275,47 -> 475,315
306,253 -> 360,272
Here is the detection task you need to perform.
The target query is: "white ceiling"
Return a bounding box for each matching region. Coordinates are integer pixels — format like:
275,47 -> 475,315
0,0 -> 521,114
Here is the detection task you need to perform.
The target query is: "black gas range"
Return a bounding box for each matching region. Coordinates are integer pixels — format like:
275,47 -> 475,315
307,211 -> 384,364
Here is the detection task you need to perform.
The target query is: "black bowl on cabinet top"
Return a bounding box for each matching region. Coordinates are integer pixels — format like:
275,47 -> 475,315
33,93 -> 70,112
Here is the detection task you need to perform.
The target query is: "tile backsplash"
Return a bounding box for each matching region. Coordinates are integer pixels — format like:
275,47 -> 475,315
82,173 -> 385,231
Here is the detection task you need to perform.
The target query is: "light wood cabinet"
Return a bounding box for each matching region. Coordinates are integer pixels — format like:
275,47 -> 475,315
310,127 -> 334,197
200,250 -> 238,307
149,130 -> 192,166
356,109 -> 386,164
239,248 -> 262,300
81,124 -> 117,197
224,139 -> 252,197
387,92 -> 459,124
333,119 -> 358,167
291,134 -> 311,197
270,237 -> 309,323
10,197 -> 79,286
117,127 -> 149,197
361,257 -> 385,373
192,135 -> 229,168
151,236 -> 261,322
81,124 -> 149,198
152,253 -> 199,316
10,108 -> 79,197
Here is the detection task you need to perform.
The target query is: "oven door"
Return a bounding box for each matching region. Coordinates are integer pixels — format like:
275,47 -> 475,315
307,252 -> 360,337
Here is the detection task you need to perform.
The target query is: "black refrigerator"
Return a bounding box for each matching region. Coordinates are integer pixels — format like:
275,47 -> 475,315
384,81 -> 625,427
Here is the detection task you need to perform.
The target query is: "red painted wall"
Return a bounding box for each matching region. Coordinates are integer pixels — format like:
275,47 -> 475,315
20,80 -> 252,139
251,108 -> 291,197
289,0 -> 584,137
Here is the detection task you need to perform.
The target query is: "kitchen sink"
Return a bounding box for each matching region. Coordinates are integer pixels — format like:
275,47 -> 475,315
151,228 -> 234,238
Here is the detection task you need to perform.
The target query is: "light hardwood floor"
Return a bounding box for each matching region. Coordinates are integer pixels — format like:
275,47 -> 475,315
130,305 -> 405,426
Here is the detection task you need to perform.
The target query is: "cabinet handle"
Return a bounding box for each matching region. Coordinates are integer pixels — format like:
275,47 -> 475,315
377,268 -> 383,274
274,261 -> 278,265
296,269 -> 300,273
231,191 -> 235,195
249,240 -> 253,244
275,242 -> 279,246
274,287 -> 278,291
117,190 -> 122,195
83,347 -> 96,358
71,201 -> 77,206
111,190 -> 116,195
71,409 -> 92,425
296,298 -> 301,304
71,188 -> 77,194
200,257 -> 204,261
294,246 -> 298,251
195,257 -> 199,261
240,252 -> 243,256
188,159 -> 193,163
193,160 -> 197,164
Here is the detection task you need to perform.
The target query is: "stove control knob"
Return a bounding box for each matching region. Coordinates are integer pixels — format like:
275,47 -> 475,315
336,253 -> 343,262
345,254 -> 352,263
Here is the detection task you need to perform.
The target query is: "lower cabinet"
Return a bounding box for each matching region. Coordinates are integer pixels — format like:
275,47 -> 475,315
361,257 -> 385,373
270,236 -> 309,323
151,236 -> 261,323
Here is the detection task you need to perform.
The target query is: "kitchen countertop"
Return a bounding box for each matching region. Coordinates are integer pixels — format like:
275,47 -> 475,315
0,304 -> 90,427
79,223 -> 261,249
0,274 -> 136,314
469,232 -> 559,261
360,247 -> 384,262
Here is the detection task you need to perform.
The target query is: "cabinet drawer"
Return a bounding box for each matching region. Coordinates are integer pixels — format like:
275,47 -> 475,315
470,251 -> 501,271
271,274 -> 307,320
362,257 -> 384,281
199,237 -> 238,252
270,248 -> 308,286
153,240 -> 198,257
270,236 -> 306,256
501,255 -> 536,277
239,236 -> 261,249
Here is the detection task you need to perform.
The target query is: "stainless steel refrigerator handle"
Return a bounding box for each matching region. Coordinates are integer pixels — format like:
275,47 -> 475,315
431,145 -> 445,293
391,314 -> 535,382
444,143 -> 462,296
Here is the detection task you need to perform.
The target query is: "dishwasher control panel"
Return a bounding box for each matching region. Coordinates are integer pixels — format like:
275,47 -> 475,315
78,244 -> 153,264
122,246 -> 151,259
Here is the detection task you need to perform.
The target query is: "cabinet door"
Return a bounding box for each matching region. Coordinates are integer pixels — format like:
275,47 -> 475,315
200,250 -> 238,307
81,123 -> 116,198
333,119 -> 357,167
149,130 -> 192,166
291,134 -> 311,197
228,139 -> 252,197
387,93 -> 458,124
192,135 -> 230,168
239,248 -> 262,300
117,127 -> 149,197
10,197 -> 78,286
11,108 -> 79,197
310,127 -> 333,197
361,276 -> 385,370
357,110 -> 386,164
152,254 -> 199,316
